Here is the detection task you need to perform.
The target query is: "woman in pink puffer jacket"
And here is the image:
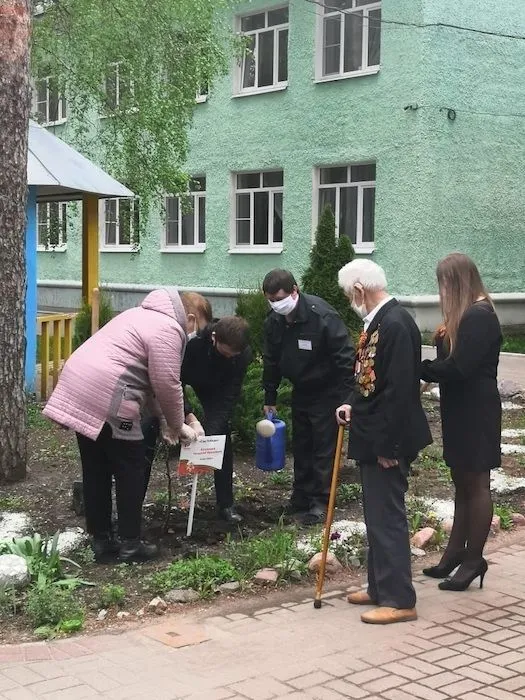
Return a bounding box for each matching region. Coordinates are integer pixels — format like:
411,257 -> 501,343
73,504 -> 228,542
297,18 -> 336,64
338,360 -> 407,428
44,287 -> 196,563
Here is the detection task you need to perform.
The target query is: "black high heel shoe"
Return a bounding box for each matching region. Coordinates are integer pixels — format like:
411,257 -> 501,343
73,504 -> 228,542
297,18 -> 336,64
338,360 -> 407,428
438,559 -> 488,591
423,554 -> 464,579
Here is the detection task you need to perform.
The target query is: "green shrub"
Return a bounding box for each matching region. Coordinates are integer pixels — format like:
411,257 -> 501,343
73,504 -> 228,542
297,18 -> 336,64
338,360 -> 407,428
0,495 -> 26,511
232,361 -> 293,451
414,447 -> 450,483
99,584 -> 126,608
27,401 -> 48,429
301,205 -> 361,342
149,555 -> 239,598
75,546 -> 95,566
405,497 -> 442,535
301,525 -> 367,568
235,289 -> 269,359
0,586 -> 17,619
269,470 -> 293,488
73,294 -> 114,350
494,504 -> 513,530
25,585 -> 84,628
337,483 -> 362,505
152,490 -> 170,507
2,533 -> 81,589
225,525 -> 307,581
184,386 -> 204,423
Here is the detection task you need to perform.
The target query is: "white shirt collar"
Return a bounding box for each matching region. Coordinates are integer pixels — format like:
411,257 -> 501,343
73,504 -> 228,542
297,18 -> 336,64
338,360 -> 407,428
363,295 -> 394,331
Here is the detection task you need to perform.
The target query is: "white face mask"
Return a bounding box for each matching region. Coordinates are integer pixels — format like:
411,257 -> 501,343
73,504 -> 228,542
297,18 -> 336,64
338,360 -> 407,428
187,315 -> 197,340
270,295 -> 298,316
351,302 -> 368,320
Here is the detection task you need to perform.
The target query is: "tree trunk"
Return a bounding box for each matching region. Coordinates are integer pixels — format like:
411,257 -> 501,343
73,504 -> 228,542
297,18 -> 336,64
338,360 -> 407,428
0,0 -> 31,481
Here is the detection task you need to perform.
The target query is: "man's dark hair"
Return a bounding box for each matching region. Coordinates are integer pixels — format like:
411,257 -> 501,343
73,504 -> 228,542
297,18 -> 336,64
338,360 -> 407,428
262,269 -> 297,295
214,316 -> 250,353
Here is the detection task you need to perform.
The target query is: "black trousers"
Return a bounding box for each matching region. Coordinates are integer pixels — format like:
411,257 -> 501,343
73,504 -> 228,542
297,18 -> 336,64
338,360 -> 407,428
142,416 -> 234,509
291,390 -> 341,510
76,423 -> 147,540
360,458 -> 416,609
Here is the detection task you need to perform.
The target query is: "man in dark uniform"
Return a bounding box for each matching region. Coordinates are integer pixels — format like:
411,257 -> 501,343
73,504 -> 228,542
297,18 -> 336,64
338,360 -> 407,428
336,259 -> 432,625
143,316 -> 252,523
262,269 -> 355,525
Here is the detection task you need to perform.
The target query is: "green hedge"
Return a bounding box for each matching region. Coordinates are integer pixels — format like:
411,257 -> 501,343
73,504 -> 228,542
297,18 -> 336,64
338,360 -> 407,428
73,294 -> 115,350
232,361 -> 292,452
235,289 -> 268,360
302,205 -> 361,343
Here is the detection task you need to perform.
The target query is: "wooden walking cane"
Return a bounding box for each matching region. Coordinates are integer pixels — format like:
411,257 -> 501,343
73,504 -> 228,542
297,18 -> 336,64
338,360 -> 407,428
314,422 -> 346,609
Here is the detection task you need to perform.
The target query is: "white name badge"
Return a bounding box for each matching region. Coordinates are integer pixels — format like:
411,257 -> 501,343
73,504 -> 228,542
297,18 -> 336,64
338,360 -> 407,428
298,339 -> 312,351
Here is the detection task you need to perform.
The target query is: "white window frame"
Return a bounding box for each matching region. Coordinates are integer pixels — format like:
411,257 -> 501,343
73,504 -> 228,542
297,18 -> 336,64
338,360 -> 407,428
99,198 -> 140,252
315,163 -> 376,254
315,0 -> 381,83
162,181 -> 206,253
36,201 -> 68,252
196,85 -> 209,103
104,62 -> 135,114
235,6 -> 289,97
33,76 -> 67,126
230,170 -> 284,254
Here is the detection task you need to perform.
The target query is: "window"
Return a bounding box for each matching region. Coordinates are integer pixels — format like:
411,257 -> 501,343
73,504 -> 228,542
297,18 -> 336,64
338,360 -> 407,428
37,202 -> 68,250
238,7 -> 289,94
233,170 -> 283,250
196,84 -> 209,103
317,164 -> 376,251
105,63 -> 133,112
317,0 -> 381,80
100,198 -> 140,250
34,76 -> 67,125
164,178 -> 206,251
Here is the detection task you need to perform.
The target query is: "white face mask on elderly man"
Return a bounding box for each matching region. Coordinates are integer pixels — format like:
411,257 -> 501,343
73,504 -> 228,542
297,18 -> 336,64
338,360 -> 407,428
351,287 -> 368,319
351,302 -> 368,320
269,295 -> 298,316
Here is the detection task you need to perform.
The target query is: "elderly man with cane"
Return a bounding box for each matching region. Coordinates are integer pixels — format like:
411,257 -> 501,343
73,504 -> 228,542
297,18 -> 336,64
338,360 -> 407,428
336,260 -> 432,624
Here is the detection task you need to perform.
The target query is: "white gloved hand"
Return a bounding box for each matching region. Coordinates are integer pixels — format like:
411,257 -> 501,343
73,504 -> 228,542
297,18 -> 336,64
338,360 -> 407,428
188,420 -> 205,439
179,423 -> 198,447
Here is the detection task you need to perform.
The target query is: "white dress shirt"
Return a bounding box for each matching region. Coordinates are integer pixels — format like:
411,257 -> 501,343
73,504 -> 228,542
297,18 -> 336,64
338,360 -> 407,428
363,295 -> 394,332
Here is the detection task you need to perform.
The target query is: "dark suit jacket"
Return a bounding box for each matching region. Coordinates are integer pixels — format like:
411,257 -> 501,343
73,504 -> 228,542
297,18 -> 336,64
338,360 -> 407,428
182,323 -> 252,434
348,299 -> 432,461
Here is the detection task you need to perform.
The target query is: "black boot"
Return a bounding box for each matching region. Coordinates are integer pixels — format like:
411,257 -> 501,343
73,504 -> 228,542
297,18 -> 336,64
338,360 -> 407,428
282,496 -> 309,517
91,535 -> 120,564
119,539 -> 159,563
301,505 -> 326,526
218,506 -> 243,524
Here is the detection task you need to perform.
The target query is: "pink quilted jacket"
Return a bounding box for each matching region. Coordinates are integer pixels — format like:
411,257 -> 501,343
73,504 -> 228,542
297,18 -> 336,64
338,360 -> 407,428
43,288 -> 187,441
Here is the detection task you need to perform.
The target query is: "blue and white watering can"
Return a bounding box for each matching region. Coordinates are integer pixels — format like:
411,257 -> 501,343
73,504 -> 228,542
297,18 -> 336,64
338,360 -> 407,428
255,411 -> 286,472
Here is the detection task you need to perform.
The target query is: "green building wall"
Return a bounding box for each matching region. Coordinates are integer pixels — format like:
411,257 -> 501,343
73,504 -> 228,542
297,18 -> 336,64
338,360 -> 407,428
37,0 -> 525,304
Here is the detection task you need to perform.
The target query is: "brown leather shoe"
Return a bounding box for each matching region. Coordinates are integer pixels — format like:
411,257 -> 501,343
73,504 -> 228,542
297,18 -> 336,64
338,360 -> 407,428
361,607 -> 418,625
347,590 -> 376,605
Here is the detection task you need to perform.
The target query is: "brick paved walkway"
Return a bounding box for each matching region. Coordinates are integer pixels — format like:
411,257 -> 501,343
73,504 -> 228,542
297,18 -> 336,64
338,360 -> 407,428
1,534 -> 525,699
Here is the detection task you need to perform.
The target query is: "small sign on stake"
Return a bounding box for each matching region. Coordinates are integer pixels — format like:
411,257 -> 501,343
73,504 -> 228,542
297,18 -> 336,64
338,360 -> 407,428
177,435 -> 226,537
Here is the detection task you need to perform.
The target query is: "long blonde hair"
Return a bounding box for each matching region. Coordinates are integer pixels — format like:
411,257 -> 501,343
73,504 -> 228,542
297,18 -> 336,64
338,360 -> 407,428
435,253 -> 493,353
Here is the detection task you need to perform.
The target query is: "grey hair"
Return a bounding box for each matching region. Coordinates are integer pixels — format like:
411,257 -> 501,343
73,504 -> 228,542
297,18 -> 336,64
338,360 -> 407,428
338,260 -> 388,295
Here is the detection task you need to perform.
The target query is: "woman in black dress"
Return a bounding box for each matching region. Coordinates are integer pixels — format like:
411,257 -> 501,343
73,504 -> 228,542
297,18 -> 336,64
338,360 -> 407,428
421,253 -> 502,591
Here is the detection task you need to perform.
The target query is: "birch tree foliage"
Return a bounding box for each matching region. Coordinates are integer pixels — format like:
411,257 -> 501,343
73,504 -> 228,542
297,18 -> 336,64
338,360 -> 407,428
31,0 -> 241,213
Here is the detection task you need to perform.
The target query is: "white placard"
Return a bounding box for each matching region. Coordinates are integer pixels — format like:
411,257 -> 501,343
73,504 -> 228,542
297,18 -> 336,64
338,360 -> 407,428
177,435 -> 227,537
178,435 -> 226,475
